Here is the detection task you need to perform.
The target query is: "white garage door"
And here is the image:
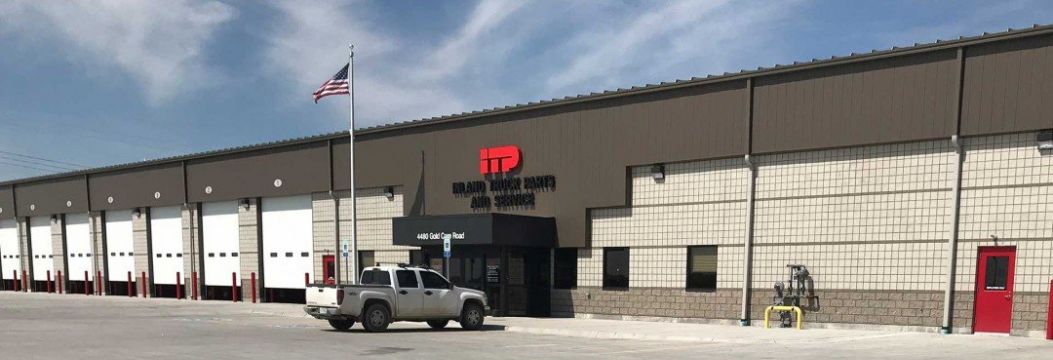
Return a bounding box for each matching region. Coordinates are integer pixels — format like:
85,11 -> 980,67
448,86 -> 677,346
202,201 -> 239,286
105,210 -> 135,281
150,206 -> 183,285
65,214 -> 93,281
262,195 -> 313,289
1,219 -> 19,281
30,216 -> 53,281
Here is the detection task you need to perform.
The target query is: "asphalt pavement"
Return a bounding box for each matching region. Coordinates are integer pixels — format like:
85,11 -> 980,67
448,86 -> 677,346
0,292 -> 1050,359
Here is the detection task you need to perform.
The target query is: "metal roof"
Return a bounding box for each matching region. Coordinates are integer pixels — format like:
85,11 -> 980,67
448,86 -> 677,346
4,23 -> 1052,187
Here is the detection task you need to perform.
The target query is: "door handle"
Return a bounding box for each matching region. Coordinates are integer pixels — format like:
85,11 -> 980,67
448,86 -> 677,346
425,290 -> 433,296
1004,292 -> 1012,300
399,290 -> 408,295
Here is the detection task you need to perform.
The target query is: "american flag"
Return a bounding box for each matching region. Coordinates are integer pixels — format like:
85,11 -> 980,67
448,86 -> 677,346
313,64 -> 350,103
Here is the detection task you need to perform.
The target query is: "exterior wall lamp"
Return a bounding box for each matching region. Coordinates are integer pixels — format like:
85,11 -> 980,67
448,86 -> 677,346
384,186 -> 395,200
133,208 -> 142,219
240,198 -> 251,211
1038,130 -> 1053,151
50,214 -> 58,224
651,164 -> 666,181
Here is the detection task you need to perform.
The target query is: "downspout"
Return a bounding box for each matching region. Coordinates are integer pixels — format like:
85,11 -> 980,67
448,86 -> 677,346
941,135 -> 964,334
740,154 -> 757,326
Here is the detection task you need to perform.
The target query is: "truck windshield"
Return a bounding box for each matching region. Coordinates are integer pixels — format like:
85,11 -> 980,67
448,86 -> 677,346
360,269 -> 391,285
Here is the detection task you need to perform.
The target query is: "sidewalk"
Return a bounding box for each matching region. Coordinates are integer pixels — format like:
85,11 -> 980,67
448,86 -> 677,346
486,317 -> 916,344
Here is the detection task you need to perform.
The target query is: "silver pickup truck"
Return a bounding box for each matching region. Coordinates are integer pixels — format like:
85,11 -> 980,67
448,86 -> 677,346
304,265 -> 489,332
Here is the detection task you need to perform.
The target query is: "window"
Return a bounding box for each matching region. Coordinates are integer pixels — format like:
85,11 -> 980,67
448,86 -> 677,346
603,247 -> 629,289
358,251 -> 375,274
420,271 -> 450,289
409,250 -> 426,266
554,248 -> 578,289
360,269 -> 391,286
984,256 -> 1010,290
687,246 -> 718,291
395,270 -> 418,288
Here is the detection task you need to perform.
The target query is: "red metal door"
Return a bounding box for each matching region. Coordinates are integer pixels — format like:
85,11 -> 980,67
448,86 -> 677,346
322,255 -> 336,285
973,246 -> 1016,333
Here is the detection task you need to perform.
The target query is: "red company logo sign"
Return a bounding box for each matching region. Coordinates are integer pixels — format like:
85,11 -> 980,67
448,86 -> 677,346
479,145 -> 520,175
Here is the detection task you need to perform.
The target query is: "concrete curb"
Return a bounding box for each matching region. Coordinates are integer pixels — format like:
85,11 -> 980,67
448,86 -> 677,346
501,325 -> 761,344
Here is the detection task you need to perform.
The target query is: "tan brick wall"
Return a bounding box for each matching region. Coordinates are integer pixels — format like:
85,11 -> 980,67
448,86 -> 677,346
953,132 -> 1053,332
132,211 -> 148,294
51,217 -> 64,278
552,288 -> 741,320
752,140 -> 955,292
238,199 -> 257,299
91,213 -> 104,290
311,187 -> 415,283
589,158 -> 750,290
181,206 -> 198,298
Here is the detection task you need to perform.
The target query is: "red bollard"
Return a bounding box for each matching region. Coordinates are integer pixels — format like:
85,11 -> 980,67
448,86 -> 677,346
47,270 -> 52,293
251,272 -> 257,304
13,270 -> 18,292
191,272 -> 198,300
231,272 -> 237,303
22,270 -> 27,292
57,271 -> 63,294
84,271 -> 90,296
176,272 -> 182,300
96,271 -> 102,295
1046,279 -> 1052,340
305,272 -> 309,287
127,271 -> 133,297
141,272 -> 147,298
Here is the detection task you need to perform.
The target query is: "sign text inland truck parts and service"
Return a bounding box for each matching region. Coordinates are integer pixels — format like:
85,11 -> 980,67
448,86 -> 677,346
452,175 -> 556,209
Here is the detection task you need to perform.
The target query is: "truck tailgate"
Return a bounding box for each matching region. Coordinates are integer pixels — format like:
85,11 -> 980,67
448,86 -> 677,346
305,285 -> 339,307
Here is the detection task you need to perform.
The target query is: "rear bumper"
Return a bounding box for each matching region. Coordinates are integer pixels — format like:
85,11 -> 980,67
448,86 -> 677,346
304,306 -> 352,320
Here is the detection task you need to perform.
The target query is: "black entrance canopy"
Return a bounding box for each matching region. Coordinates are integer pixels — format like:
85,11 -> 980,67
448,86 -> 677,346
392,213 -> 555,248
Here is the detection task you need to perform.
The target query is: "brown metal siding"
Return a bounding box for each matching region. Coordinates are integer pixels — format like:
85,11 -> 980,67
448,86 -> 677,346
961,33 -> 1053,135
89,163 -> 185,211
346,81 -> 748,247
0,186 -> 14,220
186,142 -> 330,203
14,177 -> 88,215
752,50 -> 959,153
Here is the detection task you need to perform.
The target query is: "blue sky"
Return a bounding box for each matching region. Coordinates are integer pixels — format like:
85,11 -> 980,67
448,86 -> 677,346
1,0 -> 1052,181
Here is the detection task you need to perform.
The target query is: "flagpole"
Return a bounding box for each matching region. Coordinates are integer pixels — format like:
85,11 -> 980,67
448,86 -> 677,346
347,44 -> 358,285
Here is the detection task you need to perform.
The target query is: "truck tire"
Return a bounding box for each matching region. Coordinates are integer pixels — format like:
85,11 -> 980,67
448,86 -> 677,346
328,319 -> 355,331
426,319 -> 449,329
459,302 -> 485,330
362,304 -> 391,332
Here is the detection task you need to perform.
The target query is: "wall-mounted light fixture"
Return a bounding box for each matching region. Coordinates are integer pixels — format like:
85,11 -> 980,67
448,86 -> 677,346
240,198 -> 251,211
50,214 -> 58,224
133,208 -> 142,219
1037,130 -> 1053,151
384,186 -> 395,200
651,164 -> 666,181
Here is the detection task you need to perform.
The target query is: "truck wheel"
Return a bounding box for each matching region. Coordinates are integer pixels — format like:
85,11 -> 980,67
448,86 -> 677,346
459,303 -> 485,330
328,319 -> 355,331
426,320 -> 449,329
362,304 -> 391,332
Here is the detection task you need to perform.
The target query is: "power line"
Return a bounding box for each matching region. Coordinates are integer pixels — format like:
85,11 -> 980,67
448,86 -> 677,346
0,155 -> 77,171
0,160 -> 60,174
0,150 -> 87,168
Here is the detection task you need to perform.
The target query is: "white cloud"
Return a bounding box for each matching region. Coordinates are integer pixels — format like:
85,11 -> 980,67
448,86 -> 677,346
263,0 -> 530,128
263,0 -> 801,129
0,0 -> 235,104
544,0 -> 799,93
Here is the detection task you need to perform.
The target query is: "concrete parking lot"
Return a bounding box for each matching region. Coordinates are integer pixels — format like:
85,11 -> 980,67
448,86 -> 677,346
0,292 -> 1050,359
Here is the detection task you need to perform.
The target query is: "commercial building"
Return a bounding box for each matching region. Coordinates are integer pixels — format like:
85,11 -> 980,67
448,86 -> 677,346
2,26 -> 1052,337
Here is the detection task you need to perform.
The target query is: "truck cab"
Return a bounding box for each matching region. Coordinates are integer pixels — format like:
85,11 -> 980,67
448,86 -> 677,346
305,265 -> 489,332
